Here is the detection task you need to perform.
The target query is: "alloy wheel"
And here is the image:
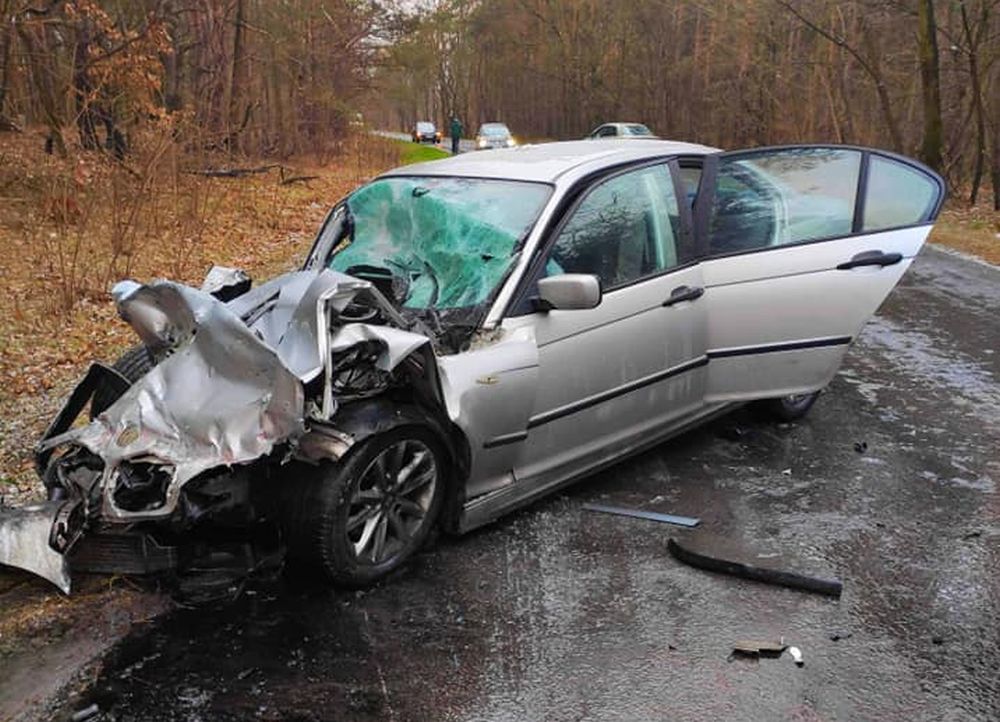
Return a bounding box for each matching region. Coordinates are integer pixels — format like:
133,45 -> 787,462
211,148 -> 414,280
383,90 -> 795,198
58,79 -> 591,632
345,439 -> 438,565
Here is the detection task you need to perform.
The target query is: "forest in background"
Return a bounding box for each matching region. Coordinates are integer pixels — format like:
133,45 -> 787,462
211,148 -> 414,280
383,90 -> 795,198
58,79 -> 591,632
0,0 -> 998,205
0,0 -> 1000,205
380,0 -> 1000,209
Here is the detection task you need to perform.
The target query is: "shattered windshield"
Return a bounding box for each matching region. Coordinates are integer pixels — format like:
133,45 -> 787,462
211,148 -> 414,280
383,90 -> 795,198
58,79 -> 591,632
326,177 -> 550,310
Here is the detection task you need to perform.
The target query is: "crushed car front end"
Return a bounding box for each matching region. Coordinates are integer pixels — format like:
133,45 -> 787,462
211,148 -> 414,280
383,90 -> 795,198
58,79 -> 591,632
0,269 -> 450,592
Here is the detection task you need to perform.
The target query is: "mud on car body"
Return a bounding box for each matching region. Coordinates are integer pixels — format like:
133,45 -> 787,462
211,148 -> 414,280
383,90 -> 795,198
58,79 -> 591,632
0,140 -> 944,593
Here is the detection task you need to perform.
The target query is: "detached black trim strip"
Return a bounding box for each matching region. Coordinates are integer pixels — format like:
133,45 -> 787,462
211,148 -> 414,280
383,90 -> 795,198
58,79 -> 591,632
526,355 -> 709,430
707,336 -> 851,359
482,431 -> 529,449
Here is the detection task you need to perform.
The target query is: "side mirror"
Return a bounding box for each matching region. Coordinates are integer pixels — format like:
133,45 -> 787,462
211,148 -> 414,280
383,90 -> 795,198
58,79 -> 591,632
534,274 -> 602,311
201,265 -> 252,302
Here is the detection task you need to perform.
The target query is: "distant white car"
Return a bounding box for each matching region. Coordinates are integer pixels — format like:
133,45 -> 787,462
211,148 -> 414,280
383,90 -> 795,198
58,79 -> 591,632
476,122 -> 516,149
588,122 -> 656,139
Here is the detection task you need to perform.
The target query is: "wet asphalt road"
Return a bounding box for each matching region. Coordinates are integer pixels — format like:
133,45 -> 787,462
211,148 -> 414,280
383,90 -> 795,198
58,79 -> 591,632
67,246 -> 999,721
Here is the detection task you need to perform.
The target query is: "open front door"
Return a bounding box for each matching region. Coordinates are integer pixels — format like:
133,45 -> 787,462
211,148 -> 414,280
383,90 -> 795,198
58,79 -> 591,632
694,146 -> 944,402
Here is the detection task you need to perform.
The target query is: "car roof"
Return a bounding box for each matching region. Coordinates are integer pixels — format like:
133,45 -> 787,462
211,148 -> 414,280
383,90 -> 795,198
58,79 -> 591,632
382,139 -> 719,183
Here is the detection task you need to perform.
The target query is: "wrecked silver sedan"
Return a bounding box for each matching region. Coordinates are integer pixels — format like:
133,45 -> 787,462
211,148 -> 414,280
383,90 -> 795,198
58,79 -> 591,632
1,140 -> 944,593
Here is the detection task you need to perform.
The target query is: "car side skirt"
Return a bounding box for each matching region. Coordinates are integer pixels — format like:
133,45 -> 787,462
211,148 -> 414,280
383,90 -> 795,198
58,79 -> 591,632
456,400 -> 736,533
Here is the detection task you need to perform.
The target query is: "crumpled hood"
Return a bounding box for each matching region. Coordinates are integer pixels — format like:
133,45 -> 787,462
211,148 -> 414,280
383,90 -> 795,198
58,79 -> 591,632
40,279 -> 307,519
37,269 -> 428,521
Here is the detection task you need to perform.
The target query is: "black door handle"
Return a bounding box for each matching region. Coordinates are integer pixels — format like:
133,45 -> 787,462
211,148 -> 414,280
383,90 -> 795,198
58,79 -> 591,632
663,285 -> 705,307
836,250 -> 903,270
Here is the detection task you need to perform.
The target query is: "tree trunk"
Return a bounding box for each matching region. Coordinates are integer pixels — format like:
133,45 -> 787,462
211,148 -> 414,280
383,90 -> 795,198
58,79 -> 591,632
917,0 -> 943,171
0,0 -> 13,115
992,71 -> 1000,211
228,0 -> 246,152
73,22 -> 100,150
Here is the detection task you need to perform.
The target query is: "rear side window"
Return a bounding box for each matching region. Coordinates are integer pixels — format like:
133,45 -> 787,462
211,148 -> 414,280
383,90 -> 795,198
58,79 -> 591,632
709,148 -> 861,255
863,156 -> 938,231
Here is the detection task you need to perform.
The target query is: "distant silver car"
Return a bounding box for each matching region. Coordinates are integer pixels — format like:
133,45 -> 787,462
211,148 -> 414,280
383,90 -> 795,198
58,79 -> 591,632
2,140 -> 944,593
588,122 -> 657,139
475,122 -> 516,149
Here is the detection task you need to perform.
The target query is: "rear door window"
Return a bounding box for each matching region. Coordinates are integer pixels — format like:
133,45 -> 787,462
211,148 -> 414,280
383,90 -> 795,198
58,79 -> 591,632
708,148 -> 861,256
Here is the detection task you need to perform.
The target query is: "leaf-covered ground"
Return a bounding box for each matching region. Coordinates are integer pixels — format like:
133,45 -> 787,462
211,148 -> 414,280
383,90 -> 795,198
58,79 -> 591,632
931,206 -> 1000,265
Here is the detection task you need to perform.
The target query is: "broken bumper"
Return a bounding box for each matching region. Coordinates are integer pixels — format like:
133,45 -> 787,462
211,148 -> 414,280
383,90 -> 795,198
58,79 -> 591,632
0,501 -> 73,594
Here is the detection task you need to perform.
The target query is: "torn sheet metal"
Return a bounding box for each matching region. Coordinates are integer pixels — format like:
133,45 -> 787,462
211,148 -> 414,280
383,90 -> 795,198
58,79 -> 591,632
0,502 -> 72,593
200,265 -> 251,300
13,268 -> 443,590
329,323 -> 431,372
40,270 -> 438,523
256,271 -> 364,381
48,280 -> 307,521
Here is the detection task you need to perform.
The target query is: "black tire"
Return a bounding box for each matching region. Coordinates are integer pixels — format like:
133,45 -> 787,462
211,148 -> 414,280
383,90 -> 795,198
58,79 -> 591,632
755,390 -> 821,422
290,426 -> 447,587
90,344 -> 155,417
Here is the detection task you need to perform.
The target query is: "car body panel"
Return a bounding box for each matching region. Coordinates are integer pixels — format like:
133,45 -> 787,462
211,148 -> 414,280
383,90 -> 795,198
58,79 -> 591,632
694,146 -> 941,401
499,263 -> 708,489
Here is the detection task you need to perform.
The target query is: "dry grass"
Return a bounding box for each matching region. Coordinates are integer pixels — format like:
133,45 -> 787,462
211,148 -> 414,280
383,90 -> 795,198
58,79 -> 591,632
0,128 -> 403,502
930,204 -> 1000,265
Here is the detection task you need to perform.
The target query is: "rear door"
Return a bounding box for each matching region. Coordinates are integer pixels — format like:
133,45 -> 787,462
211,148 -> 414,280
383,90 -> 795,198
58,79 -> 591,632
694,146 -> 944,401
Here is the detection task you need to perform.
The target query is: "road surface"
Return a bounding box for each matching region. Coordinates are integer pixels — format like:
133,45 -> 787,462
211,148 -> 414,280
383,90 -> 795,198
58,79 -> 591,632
377,129 -> 476,154
38,246 -> 1000,720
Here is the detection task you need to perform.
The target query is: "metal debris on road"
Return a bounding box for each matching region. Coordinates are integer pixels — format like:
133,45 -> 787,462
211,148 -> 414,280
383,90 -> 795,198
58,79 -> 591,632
853,441 -> 869,453
667,537 -> 843,597
787,646 -> 804,666
582,503 -> 700,527
732,639 -> 787,658
71,703 -> 101,721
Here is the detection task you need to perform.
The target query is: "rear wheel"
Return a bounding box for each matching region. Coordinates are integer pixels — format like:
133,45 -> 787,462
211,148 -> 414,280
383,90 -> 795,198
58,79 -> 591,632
291,426 -> 446,587
755,391 -> 821,422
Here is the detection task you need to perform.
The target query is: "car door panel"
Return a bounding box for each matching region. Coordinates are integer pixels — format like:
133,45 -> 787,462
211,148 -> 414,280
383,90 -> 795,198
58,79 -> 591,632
506,264 -> 706,481
696,147 -> 943,402
502,162 -> 707,487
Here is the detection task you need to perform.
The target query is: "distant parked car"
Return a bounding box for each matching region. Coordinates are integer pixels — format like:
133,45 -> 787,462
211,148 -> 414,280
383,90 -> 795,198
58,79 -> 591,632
588,122 -> 656,139
475,122 -> 516,150
411,121 -> 441,144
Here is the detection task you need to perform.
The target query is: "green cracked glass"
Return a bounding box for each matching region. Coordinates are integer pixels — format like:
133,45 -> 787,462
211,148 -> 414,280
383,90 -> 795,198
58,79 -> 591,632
329,177 -> 550,310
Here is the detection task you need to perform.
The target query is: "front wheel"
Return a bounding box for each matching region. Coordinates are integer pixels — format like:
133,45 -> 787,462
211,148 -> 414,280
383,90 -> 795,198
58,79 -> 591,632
755,390 -> 821,422
291,426 -> 446,587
